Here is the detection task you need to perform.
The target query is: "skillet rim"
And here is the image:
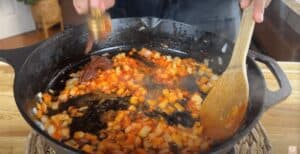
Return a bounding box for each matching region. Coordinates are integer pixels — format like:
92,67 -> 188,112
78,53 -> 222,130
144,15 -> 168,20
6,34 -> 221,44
12,17 -> 267,154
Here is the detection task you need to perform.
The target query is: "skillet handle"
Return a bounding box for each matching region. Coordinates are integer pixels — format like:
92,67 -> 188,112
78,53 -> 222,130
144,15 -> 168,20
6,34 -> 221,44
0,42 -> 42,73
248,51 -> 292,111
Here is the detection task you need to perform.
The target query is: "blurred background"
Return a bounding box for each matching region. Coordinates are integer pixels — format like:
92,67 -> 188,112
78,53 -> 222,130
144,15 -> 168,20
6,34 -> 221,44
0,0 -> 299,61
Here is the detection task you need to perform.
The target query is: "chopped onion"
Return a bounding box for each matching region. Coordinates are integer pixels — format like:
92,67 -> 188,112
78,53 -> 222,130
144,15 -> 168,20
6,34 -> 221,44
139,48 -> 152,58
138,126 -> 152,138
198,70 -> 204,76
32,107 -> 37,115
187,67 -> 193,74
191,93 -> 203,104
36,92 -> 43,102
143,140 -> 151,148
41,115 -> 48,123
78,106 -> 88,111
166,56 -> 172,61
163,134 -> 172,142
48,89 -> 55,94
51,102 -> 59,110
47,125 -> 55,135
125,125 -> 132,133
65,78 -> 78,90
61,121 -> 69,127
61,128 -> 70,138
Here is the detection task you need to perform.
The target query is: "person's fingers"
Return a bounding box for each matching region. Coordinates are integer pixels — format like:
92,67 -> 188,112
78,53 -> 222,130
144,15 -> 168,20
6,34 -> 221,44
253,0 -> 265,23
73,0 -> 89,15
240,0 -> 251,9
73,0 -> 115,14
90,0 -> 104,10
103,0 -> 115,10
265,0 -> 272,8
90,0 -> 115,11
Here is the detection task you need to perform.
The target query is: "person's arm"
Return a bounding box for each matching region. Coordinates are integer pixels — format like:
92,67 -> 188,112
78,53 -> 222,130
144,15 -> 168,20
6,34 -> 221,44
73,0 -> 115,14
240,0 -> 272,23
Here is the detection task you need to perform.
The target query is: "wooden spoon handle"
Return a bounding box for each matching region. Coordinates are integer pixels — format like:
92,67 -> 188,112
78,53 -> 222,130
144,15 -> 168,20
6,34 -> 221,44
228,5 -> 255,67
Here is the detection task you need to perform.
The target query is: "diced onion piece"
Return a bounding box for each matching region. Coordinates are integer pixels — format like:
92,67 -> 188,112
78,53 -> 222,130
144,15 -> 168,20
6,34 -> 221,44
163,134 -> 172,142
74,131 -> 85,139
130,96 -> 139,105
158,100 -> 168,109
47,125 -> 55,135
153,52 -> 161,59
128,105 -> 136,111
191,93 -> 203,104
139,48 -> 152,58
138,126 -> 152,138
187,67 -> 193,74
32,107 -> 37,115
81,144 -> 94,153
36,92 -> 43,102
41,115 -> 48,123
51,102 -> 59,110
84,133 -> 98,141
143,139 -> 151,148
65,78 -> 78,90
78,106 -> 88,111
61,127 -> 70,139
174,103 -> 185,112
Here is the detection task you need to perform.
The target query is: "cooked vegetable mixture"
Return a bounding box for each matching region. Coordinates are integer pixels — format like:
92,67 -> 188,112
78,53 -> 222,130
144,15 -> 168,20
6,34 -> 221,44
34,48 -> 219,154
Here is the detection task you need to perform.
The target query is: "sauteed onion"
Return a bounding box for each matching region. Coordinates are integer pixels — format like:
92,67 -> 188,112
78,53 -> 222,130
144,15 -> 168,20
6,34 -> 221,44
33,48 -> 219,154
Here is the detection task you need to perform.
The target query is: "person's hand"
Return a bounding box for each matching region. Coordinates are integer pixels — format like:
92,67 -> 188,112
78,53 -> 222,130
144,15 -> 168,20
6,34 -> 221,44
73,0 -> 115,14
240,0 -> 272,23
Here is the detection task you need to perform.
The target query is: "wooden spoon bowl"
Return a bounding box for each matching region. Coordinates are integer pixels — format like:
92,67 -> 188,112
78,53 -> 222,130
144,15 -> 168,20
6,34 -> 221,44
200,5 -> 255,141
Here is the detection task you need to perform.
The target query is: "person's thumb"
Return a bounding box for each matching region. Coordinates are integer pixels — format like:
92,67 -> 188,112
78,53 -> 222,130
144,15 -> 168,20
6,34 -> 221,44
90,0 -> 106,11
240,0 -> 251,9
73,0 -> 89,15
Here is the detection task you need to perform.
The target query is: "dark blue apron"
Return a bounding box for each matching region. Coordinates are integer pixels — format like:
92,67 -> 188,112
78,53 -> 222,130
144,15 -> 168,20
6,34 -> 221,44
109,0 -> 240,41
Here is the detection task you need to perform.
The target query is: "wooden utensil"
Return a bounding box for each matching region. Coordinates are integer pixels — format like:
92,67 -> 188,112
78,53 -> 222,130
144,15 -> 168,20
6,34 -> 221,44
85,0 -> 112,53
200,5 -> 255,141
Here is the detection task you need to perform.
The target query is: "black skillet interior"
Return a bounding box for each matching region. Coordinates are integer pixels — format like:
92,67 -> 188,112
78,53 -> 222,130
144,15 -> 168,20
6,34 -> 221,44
13,17 -> 265,153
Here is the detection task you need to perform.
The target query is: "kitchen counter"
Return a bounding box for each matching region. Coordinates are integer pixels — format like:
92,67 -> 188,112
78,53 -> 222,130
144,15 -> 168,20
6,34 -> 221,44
0,61 -> 299,154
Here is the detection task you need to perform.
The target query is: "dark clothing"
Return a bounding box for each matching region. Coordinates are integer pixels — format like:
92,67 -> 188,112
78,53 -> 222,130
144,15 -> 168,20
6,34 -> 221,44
109,0 -> 241,41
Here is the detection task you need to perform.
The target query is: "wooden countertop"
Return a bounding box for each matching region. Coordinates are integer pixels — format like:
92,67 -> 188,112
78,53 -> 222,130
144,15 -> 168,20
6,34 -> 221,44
0,61 -> 299,154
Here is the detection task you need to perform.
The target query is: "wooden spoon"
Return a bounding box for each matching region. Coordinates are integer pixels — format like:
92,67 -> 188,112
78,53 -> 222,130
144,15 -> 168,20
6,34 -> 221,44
200,5 -> 255,141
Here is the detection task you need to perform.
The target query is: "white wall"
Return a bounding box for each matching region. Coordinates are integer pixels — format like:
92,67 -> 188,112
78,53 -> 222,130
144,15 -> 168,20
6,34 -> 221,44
0,0 -> 36,39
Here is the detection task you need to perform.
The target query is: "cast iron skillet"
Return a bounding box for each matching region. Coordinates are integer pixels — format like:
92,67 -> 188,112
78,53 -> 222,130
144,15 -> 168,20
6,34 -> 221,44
0,18 -> 291,154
